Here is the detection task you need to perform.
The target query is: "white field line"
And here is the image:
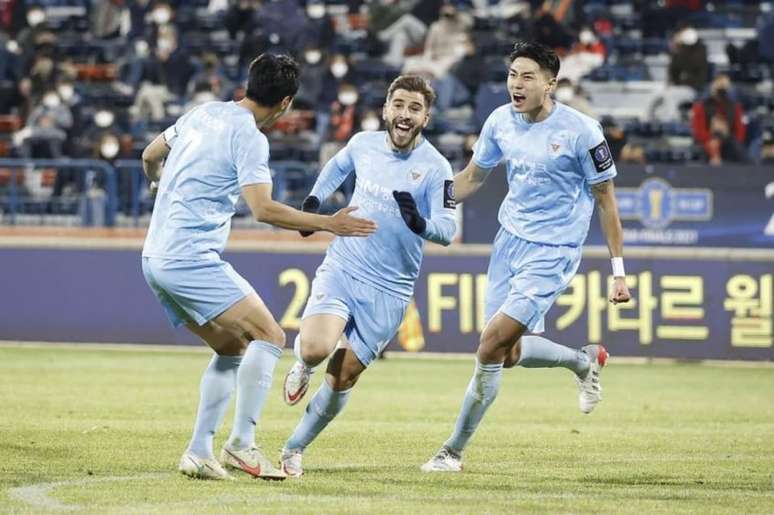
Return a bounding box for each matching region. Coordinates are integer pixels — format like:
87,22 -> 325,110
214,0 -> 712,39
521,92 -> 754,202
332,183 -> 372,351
8,473 -> 168,511
0,340 -> 772,368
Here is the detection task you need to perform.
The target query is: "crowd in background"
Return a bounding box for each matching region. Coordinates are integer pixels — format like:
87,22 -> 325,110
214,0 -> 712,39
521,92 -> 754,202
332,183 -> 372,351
0,0 -> 773,220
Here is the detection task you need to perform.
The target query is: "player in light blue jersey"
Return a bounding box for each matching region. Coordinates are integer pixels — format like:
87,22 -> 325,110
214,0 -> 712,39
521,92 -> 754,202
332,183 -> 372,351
140,54 -> 376,481
276,76 -> 457,476
422,42 -> 632,472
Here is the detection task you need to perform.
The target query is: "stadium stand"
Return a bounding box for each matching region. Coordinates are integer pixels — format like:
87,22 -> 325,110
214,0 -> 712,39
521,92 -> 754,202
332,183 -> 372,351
0,0 -> 772,227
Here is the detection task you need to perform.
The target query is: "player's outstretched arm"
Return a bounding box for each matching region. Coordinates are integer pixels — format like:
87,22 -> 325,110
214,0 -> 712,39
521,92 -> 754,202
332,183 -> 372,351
297,148 -> 356,237
453,160 -> 492,203
141,133 -> 170,191
241,183 -> 377,237
592,179 -> 631,304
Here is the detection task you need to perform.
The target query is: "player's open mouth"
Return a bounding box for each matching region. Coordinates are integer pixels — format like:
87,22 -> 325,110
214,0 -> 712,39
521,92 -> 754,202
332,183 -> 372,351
512,93 -> 526,105
394,122 -> 412,136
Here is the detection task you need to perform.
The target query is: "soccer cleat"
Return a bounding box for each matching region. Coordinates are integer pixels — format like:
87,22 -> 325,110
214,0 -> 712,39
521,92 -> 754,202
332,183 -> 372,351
576,344 -> 609,414
283,361 -> 313,406
220,446 -> 287,480
420,446 -> 463,472
178,451 -> 233,480
279,447 -> 304,477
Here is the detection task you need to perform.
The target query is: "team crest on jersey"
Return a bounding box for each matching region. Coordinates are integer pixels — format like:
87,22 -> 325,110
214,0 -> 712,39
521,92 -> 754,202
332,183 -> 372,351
550,143 -> 561,153
409,169 -> 423,182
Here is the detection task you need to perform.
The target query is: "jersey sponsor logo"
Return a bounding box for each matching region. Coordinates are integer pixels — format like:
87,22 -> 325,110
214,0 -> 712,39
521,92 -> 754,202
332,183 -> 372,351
590,141 -> 613,173
443,180 -> 456,209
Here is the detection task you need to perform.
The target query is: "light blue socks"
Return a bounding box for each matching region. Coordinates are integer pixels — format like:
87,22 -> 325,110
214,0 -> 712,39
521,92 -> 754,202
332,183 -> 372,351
225,340 -> 282,450
284,379 -> 351,451
445,360 -> 503,453
517,335 -> 590,376
187,354 -> 241,458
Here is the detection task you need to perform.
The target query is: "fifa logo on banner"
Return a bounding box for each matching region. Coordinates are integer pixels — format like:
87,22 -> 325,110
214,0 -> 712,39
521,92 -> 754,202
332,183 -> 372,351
616,178 -> 712,229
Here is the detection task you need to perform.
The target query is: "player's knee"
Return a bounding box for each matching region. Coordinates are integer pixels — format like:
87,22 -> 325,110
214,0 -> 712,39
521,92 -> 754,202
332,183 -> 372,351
299,335 -> 334,364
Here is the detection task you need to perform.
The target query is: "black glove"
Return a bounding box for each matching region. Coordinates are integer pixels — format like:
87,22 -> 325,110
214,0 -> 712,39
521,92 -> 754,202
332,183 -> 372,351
299,195 -> 321,237
392,191 -> 426,235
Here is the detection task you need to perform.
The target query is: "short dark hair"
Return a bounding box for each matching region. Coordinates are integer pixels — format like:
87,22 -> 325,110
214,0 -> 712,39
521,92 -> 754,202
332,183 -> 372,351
509,41 -> 560,78
245,53 -> 300,107
386,75 -> 436,109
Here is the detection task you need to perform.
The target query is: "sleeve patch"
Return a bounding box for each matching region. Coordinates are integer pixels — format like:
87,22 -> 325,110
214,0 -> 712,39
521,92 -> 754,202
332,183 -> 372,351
590,140 -> 613,173
443,180 -> 456,209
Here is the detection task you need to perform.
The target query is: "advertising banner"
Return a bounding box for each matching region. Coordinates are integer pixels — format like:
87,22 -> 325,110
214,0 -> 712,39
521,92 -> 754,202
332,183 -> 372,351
1,246 -> 771,361
462,164 -> 774,248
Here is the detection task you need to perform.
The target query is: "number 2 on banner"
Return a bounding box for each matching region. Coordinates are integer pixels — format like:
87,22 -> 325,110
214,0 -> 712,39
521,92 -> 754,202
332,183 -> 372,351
279,269 -> 309,330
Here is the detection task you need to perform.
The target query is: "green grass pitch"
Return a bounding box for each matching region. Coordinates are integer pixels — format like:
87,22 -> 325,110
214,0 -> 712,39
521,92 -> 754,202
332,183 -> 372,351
1,344 -> 772,514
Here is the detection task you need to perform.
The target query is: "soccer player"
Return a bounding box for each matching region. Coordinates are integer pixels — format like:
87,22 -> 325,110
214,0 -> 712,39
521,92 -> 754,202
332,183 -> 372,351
421,41 -> 631,472
140,54 -> 376,481
277,75 -> 457,477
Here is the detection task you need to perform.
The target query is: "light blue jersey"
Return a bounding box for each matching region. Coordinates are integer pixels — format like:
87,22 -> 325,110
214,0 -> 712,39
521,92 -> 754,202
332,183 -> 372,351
141,101 -> 271,328
473,102 -> 617,246
310,131 -> 457,301
143,101 -> 273,261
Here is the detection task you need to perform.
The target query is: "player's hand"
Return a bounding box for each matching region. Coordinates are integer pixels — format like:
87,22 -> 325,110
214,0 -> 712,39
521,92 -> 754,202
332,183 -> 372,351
609,277 -> 631,304
299,195 -> 321,237
328,206 -> 377,237
392,191 -> 426,235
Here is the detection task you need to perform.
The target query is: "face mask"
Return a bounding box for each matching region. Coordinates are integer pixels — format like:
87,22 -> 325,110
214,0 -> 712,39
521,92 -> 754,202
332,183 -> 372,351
94,110 -> 115,128
152,7 -> 172,25
27,9 -> 46,27
57,84 -> 75,102
43,93 -> 60,108
100,136 -> 120,160
338,91 -> 358,106
714,87 -> 728,99
307,4 -> 325,19
331,62 -> 348,78
361,117 -> 380,131
157,37 -> 175,52
680,28 -> 698,46
305,50 -> 322,65
579,30 -> 595,45
135,40 -> 149,57
555,87 -> 574,102
6,39 -> 20,54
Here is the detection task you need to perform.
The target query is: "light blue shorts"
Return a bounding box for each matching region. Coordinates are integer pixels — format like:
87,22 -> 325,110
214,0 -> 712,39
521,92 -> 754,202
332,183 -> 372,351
484,228 -> 581,333
302,264 -> 409,367
142,257 -> 255,328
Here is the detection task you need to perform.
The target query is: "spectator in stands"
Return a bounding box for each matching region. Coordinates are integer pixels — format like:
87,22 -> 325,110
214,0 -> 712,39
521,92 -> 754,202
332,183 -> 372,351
302,1 -> 335,51
668,25 -> 708,92
186,52 -> 230,106
0,31 -> 23,113
15,89 -> 72,159
131,26 -> 195,120
92,0 -> 127,39
402,2 -> 472,79
601,116 -> 645,164
530,7 -> 574,52
371,0 -> 444,68
691,73 -> 747,166
554,78 -> 596,119
559,27 -> 605,83
760,131 -> 774,165
432,32 -> 482,112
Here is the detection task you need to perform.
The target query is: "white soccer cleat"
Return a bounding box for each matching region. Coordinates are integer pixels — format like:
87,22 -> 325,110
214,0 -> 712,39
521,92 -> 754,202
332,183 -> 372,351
178,451 -> 233,480
420,446 -> 463,472
284,360 -> 313,406
279,447 -> 304,477
576,344 -> 609,414
220,446 -> 287,480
